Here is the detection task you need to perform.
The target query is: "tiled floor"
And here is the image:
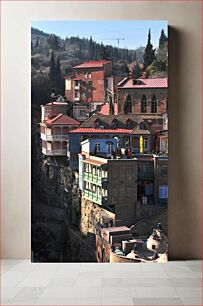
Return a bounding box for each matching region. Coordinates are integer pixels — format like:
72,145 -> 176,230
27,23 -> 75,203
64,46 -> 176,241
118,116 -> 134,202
1,260 -> 202,305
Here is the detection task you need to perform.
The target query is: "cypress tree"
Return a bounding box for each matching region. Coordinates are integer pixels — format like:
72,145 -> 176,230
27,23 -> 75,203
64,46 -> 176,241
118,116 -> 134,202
100,44 -> 109,60
89,36 -> 93,60
55,56 -> 61,76
132,62 -> 142,79
143,29 -> 155,70
109,97 -> 114,115
34,38 -> 39,48
159,29 -> 168,48
49,50 -> 56,84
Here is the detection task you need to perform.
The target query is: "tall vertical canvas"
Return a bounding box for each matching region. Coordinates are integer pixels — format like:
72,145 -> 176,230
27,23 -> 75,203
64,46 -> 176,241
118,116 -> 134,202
31,21 -> 168,263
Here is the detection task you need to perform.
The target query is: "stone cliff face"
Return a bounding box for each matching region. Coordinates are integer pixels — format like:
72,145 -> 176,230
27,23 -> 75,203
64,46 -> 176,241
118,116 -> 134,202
80,198 -> 115,236
31,115 -> 97,262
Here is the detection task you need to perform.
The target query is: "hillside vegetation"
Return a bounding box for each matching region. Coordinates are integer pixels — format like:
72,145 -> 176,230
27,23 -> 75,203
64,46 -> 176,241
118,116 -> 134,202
31,27 -> 167,105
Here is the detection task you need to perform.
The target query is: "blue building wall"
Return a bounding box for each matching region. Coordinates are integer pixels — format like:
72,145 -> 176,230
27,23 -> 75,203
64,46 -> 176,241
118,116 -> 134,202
82,138 -> 117,156
68,134 -> 81,154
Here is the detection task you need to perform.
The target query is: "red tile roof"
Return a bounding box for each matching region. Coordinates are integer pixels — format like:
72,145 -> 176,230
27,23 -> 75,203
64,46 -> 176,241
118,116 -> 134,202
70,128 -> 131,134
46,114 -> 80,126
99,103 -> 118,116
100,104 -> 110,115
73,60 -> 111,69
117,78 -> 168,89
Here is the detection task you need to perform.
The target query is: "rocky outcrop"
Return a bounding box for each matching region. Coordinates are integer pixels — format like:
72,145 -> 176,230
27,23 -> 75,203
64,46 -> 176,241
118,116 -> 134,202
80,198 -> 115,236
31,119 -> 96,262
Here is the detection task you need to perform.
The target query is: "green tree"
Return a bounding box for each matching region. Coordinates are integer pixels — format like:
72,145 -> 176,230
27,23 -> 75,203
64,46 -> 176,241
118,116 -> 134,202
55,56 -> 61,76
55,56 -> 64,94
100,44 -> 109,60
109,97 -> 114,115
150,30 -> 168,76
132,62 -> 142,79
34,38 -> 39,49
31,74 -> 51,106
49,50 -> 56,84
143,29 -> 155,70
159,29 -> 168,48
47,34 -> 60,50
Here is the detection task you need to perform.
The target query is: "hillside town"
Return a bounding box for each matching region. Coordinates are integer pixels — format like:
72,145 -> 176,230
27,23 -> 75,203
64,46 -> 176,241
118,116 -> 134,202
37,58 -> 168,263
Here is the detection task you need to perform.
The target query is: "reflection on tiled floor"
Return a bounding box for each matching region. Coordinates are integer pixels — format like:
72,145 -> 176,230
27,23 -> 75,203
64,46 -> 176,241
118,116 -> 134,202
1,260 -> 202,305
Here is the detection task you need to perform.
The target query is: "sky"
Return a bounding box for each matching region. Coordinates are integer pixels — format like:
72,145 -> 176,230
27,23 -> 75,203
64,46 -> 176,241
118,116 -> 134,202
31,20 -> 168,49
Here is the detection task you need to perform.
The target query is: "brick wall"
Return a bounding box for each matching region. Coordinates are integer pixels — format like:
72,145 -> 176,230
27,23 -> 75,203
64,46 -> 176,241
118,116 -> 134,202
117,88 -> 167,115
107,160 -> 137,226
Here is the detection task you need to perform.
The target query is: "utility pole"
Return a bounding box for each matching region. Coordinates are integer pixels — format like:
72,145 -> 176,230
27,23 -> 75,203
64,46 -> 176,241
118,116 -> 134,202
117,38 -> 124,49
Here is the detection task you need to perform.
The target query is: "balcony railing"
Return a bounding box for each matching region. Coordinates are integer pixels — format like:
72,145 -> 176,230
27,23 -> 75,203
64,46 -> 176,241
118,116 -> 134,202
53,135 -> 68,141
41,133 -> 53,141
42,148 -> 67,156
41,133 -> 68,141
84,190 -> 108,206
137,172 -> 154,180
84,172 -> 102,186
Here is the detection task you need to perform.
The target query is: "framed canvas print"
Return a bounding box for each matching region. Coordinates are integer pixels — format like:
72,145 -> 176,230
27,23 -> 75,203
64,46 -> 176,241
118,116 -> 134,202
31,20 -> 168,263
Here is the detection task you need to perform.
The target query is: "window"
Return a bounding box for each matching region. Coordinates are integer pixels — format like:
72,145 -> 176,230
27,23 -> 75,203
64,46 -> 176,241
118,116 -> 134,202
75,80 -> 79,87
144,138 -> 148,149
151,95 -> 157,113
98,187 -> 101,196
79,109 -> 86,117
145,163 -> 152,173
107,143 -> 113,155
161,166 -> 168,176
94,143 -> 100,153
124,95 -> 132,114
159,186 -> 168,198
88,81 -> 92,86
141,95 -> 147,113
75,90 -> 79,98
94,120 -> 100,128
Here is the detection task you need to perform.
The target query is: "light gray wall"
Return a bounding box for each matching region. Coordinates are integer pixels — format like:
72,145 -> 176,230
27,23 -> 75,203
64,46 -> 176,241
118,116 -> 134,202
1,1 -> 202,259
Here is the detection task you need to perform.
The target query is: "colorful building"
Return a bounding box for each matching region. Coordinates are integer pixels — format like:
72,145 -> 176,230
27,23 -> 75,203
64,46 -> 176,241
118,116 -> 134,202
41,96 -> 68,122
40,114 -> 80,156
79,148 -> 168,227
65,60 -> 112,109
116,78 -> 168,115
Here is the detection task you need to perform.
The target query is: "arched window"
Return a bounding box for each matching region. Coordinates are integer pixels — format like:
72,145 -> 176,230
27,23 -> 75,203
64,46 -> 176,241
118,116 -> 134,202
124,95 -> 132,114
141,95 -> 147,113
151,95 -> 157,113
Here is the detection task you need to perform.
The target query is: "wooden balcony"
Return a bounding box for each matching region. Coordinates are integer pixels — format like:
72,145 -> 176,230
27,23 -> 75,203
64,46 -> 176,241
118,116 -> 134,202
84,172 -> 102,186
41,133 -> 68,141
42,148 -> 67,156
84,190 -> 106,206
